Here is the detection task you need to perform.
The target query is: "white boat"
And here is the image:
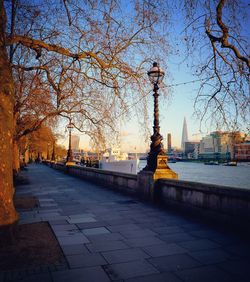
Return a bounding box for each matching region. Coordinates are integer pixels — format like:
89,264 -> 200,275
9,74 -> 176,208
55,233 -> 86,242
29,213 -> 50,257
99,147 -> 139,174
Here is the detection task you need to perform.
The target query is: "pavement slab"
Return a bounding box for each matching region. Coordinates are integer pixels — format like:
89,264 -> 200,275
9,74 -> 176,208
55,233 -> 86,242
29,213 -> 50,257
124,272 -> 182,282
86,240 -> 129,253
103,260 -> 159,280
66,253 -> 107,268
174,265 -> 236,282
148,253 -> 201,272
8,164 -> 250,282
101,248 -> 150,264
52,266 -> 110,282
143,243 -> 187,257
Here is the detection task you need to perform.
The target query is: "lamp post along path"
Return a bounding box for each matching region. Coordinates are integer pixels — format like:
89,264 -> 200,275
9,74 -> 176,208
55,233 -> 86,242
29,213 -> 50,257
143,62 -> 178,180
51,141 -> 56,162
66,123 -> 74,165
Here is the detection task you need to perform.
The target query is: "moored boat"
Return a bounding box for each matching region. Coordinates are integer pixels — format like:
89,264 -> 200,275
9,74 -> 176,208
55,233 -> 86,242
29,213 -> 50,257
223,161 -> 237,166
204,161 -> 219,165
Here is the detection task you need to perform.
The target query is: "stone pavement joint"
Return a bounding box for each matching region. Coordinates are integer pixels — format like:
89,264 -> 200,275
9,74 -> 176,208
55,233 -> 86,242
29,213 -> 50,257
4,164 -> 250,282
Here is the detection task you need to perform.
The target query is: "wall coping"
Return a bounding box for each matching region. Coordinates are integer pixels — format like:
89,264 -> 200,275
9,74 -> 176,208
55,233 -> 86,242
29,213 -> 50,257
158,178 -> 250,199
66,164 -> 138,180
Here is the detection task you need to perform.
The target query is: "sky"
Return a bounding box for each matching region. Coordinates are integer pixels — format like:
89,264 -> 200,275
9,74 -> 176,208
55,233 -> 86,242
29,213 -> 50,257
59,62 -> 206,152
57,1 -> 249,153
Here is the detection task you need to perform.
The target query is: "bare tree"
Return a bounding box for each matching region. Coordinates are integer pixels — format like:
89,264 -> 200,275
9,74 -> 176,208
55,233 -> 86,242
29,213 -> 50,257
0,0 -> 172,226
182,0 -> 249,131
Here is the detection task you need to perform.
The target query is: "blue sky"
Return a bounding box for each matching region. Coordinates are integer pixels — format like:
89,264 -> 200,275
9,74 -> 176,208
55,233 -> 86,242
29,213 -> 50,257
58,1 -> 249,152
67,61 -> 205,152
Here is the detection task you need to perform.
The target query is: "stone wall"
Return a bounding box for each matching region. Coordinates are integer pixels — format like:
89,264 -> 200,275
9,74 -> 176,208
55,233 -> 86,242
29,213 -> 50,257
49,162 -> 250,227
157,178 -> 250,222
52,163 -> 138,195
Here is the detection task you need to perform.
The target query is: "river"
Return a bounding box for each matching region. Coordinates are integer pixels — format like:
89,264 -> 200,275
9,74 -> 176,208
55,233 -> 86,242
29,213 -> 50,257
138,160 -> 250,189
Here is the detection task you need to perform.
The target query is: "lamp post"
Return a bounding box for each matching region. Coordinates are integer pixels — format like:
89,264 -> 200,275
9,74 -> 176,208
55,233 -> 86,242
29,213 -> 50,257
51,141 -> 56,161
143,62 -> 177,179
66,123 -> 74,163
47,142 -> 50,160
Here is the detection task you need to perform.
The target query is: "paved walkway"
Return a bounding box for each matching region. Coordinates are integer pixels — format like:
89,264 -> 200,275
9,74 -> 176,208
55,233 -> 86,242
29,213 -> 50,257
3,164 -> 250,282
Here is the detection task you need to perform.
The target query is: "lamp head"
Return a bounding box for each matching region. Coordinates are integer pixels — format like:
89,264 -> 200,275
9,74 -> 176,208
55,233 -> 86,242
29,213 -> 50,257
147,62 -> 165,85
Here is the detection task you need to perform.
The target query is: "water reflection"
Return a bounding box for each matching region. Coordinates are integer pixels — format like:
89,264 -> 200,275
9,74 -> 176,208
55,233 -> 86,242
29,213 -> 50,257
138,160 -> 250,189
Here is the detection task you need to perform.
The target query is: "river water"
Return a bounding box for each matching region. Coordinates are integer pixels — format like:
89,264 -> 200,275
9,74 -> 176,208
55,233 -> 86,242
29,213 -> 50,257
138,160 -> 250,189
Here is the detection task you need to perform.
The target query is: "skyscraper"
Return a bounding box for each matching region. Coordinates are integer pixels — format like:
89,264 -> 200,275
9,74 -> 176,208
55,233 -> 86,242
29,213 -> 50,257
181,117 -> 188,150
167,133 -> 172,153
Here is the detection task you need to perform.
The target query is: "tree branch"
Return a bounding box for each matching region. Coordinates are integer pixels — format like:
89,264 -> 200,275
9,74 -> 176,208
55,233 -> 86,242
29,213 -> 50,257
6,35 -> 110,68
205,0 -> 250,70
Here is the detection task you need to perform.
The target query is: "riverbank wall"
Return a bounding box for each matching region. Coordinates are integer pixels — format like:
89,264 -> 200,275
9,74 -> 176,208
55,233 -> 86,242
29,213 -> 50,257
48,162 -> 250,231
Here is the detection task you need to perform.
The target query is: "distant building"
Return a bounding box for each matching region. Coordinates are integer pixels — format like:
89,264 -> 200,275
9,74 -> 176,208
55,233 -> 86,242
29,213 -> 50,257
181,117 -> 188,151
71,135 -> 80,151
184,141 -> 200,159
167,133 -> 172,153
199,131 -> 245,160
234,142 -> 250,161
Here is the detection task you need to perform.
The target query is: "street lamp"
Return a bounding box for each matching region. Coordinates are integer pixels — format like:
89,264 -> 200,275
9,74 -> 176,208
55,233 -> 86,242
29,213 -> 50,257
47,142 -> 50,160
51,141 -> 56,161
143,62 -> 178,179
66,123 -> 74,163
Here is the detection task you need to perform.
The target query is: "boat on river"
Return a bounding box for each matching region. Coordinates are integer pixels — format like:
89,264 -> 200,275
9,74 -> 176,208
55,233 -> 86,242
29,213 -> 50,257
204,161 -> 219,165
223,161 -> 237,166
99,147 -> 139,174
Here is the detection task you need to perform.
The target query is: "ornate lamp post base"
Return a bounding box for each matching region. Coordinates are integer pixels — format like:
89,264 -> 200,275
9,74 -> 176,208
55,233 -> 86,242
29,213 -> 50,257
152,155 -> 178,180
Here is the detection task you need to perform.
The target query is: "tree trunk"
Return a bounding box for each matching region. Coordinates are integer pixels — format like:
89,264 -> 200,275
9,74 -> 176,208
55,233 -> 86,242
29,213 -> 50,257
0,1 -> 18,227
24,148 -> 29,164
13,139 -> 20,174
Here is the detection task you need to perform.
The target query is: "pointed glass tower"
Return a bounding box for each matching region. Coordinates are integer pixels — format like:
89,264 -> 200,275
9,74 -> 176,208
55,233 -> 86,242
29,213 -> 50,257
181,117 -> 188,150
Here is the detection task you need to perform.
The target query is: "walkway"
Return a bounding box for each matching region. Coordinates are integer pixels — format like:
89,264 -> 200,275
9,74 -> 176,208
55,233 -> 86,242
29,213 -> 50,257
3,164 -> 250,281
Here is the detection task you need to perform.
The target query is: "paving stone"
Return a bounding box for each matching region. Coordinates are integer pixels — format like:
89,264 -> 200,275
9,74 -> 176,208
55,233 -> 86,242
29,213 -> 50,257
10,272 -> 53,282
105,218 -> 136,226
77,221 -> 107,229
51,224 -> 78,231
69,213 -> 95,219
39,202 -> 58,207
119,229 -> 157,239
124,272 -> 182,282
152,226 -> 184,235
87,232 -> 125,242
82,227 -> 110,236
66,253 -> 107,268
54,229 -> 82,237
61,244 -> 90,255
57,234 -> 89,245
158,232 -> 196,244
148,253 -> 201,272
175,265 -> 235,282
86,240 -> 129,252
143,243 -> 187,257
188,248 -> 233,264
107,224 -> 141,232
103,260 -> 159,280
102,248 -> 150,264
217,259 -> 250,277
48,219 -> 69,225
67,217 -> 97,224
181,223 -> 206,232
224,243 -> 250,258
179,239 -> 221,251
52,266 -> 110,282
124,237 -> 164,248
